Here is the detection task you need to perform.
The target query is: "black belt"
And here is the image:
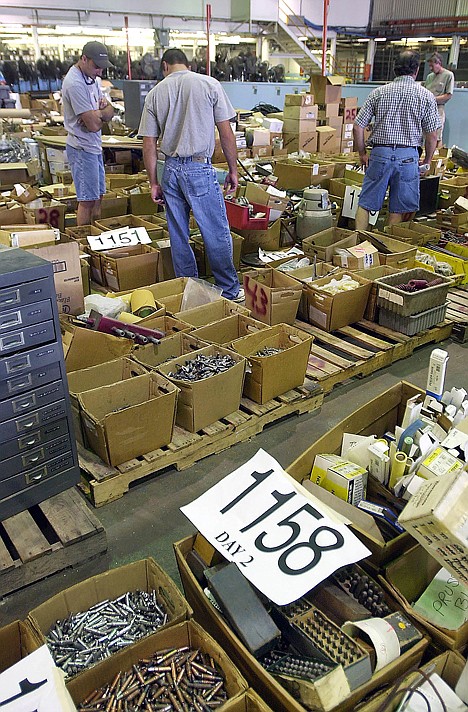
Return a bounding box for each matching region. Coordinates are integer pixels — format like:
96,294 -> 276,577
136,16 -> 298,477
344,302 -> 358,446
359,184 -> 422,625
372,144 -> 417,149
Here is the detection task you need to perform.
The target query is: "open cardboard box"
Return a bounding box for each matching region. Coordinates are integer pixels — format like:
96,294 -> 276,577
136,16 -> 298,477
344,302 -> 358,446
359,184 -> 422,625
234,219 -> 282,255
157,344 -> 246,433
131,332 -> 208,370
95,213 -> 164,241
302,227 -> 357,263
191,231 -> 244,275
243,268 -> 302,325
274,160 -> 335,191
175,298 -> 250,328
381,545 -> 468,651
100,243 -> 160,292
358,231 -> 417,270
60,314 -> 133,372
223,689 -> 274,711
79,372 -> 179,466
303,271 -> 371,332
174,535 -> 428,712
66,620 -> 248,706
286,381 -> 422,568
191,313 -> 269,346
231,323 -> 312,403
27,558 -> 191,678
0,620 -> 41,673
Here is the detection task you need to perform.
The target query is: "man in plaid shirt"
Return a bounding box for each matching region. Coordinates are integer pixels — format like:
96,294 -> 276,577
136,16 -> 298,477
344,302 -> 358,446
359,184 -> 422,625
353,50 -> 440,230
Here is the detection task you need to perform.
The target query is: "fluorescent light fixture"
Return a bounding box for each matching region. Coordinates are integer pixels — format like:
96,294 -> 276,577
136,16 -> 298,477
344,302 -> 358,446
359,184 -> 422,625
357,38 -> 369,42
374,37 -> 386,41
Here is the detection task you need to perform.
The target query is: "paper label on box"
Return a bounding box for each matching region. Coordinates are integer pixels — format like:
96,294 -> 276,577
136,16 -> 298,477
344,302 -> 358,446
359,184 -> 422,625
181,449 -> 371,606
87,226 -> 151,251
378,288 -> 404,306
308,305 -> 327,328
412,567 -> 468,631
312,163 -> 319,175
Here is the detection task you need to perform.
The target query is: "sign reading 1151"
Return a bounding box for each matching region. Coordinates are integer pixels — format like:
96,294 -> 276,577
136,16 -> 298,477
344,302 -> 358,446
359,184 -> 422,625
181,449 -> 371,605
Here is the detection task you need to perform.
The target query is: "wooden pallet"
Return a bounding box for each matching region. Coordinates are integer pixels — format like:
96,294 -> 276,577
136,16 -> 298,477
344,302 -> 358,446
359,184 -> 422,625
446,287 -> 468,323
78,382 -> 324,507
0,488 -> 107,597
297,318 -> 453,394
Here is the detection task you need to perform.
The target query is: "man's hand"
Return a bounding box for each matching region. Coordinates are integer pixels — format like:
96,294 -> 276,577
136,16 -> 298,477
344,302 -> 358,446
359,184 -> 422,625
224,171 -> 238,193
99,98 -> 108,110
359,151 -> 369,169
418,158 -> 430,176
151,184 -> 164,204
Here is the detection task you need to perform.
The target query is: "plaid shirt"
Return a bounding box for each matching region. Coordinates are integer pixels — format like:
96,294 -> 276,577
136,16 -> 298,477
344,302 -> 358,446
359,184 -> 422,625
355,76 -> 440,147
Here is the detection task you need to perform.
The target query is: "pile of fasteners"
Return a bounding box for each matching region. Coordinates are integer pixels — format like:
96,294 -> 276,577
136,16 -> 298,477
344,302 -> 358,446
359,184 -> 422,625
167,353 -> 237,382
46,590 -> 168,676
77,646 -> 228,710
255,346 -> 284,357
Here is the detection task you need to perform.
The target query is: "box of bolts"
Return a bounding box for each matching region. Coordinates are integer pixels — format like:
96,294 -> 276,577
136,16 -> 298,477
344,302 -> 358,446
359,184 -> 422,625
132,332 -> 208,371
60,314 -> 134,373
27,559 -> 191,680
225,197 -> 270,231
174,535 -> 428,712
157,345 -> 246,433
230,323 -> 313,404
190,314 -> 269,347
67,620 -> 248,709
357,650 -> 468,712
382,544 -> 468,651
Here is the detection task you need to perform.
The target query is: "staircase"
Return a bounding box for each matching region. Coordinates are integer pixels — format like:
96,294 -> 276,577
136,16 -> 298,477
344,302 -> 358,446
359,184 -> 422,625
264,0 -> 331,77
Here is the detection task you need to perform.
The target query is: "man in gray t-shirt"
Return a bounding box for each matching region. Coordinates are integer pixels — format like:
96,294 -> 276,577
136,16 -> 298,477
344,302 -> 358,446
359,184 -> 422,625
139,48 -> 242,301
61,41 -> 114,225
424,52 -> 455,145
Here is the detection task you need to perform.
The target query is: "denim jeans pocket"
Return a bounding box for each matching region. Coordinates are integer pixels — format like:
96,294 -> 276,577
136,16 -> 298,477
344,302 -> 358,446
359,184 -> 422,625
185,169 -> 211,198
366,157 -> 387,181
399,158 -> 418,182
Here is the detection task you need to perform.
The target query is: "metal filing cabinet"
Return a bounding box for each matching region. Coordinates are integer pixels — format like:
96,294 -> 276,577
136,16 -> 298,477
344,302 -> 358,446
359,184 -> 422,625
0,248 -> 80,520
123,80 -> 158,129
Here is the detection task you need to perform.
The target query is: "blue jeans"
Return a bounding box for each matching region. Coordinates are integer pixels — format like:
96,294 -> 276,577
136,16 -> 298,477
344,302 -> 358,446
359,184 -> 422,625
161,157 -> 240,299
66,145 -> 105,201
359,146 -> 419,214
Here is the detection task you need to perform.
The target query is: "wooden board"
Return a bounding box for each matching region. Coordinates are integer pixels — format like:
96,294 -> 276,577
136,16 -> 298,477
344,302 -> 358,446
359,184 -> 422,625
297,318 -> 453,394
446,287 -> 468,322
0,488 -> 107,597
78,381 -> 324,507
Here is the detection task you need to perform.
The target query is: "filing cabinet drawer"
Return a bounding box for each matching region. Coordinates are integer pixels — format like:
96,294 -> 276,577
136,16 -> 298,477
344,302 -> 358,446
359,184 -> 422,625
0,399 -> 68,444
0,361 -> 62,401
0,464 -> 80,521
0,380 -> 65,423
2,435 -> 71,479
0,299 -> 53,334
1,418 -> 70,460
0,340 -> 63,380
0,320 -> 56,355
0,278 -> 52,313
0,452 -> 77,501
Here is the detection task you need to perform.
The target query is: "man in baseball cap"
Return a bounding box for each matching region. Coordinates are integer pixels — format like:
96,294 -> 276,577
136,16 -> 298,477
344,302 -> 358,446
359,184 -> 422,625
81,41 -> 113,69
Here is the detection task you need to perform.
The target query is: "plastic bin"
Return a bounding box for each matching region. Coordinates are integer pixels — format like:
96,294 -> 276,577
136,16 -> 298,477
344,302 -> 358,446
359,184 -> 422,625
225,200 -> 270,230
375,268 -> 452,316
378,302 -> 448,335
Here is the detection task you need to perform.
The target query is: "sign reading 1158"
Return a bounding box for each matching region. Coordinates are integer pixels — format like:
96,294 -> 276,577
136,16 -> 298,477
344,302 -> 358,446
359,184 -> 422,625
181,449 -> 371,605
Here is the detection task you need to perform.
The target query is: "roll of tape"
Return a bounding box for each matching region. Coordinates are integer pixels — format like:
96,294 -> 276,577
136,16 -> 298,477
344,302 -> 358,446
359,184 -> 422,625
118,311 -> 141,324
389,451 -> 407,489
130,289 -> 157,317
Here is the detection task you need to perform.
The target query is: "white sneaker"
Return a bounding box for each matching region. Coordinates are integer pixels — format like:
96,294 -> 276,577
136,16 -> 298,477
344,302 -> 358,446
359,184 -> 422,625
231,287 -> 245,303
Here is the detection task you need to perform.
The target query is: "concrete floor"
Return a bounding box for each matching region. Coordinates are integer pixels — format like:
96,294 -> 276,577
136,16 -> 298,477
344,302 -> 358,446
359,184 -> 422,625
0,335 -> 466,625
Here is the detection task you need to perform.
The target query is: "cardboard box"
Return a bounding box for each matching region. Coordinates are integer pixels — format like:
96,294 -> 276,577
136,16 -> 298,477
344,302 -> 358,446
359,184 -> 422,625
28,558 -> 191,672
60,314 -> 134,373
100,191 -> 129,218
398,471 -> 468,586
175,535 -> 428,712
246,126 -> 270,146
310,76 -> 344,104
79,372 -> 178,465
332,240 -> 380,271
382,545 -> 468,651
274,160 -> 335,191
282,131 -> 318,154
311,453 -> 367,505
0,204 -> 25,225
174,298 -> 250,328
0,225 -> 58,249
67,356 -> 147,446
234,219 -> 282,255
107,277 -> 189,311
317,126 -> 338,153
100,244 -> 159,292
304,271 -> 372,331
23,199 -> 66,232
116,185 -> 158,215
95,214 -> 163,241
341,106 -> 358,123
223,690 -> 274,711
439,175 -> 468,202
283,104 -> 318,120
131,332 -> 208,370
29,241 -> 84,316
243,268 -> 302,325
286,381 -> 424,566
288,262 -> 338,320
301,227 -> 356,262
157,344 -> 245,433
0,620 -> 40,673
320,116 -> 343,132
251,145 -> 273,158
9,183 -> 41,204
191,313 -> 268,346
0,160 -> 39,188
284,93 -> 314,106
65,224 -> 103,241
317,103 -> 340,118
360,231 -> 417,270
282,117 -> 317,134
231,323 -> 312,403
340,97 -> 358,111
66,620 -> 247,706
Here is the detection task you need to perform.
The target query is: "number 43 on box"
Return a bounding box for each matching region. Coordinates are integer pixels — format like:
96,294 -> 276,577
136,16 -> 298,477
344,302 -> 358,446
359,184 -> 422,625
181,449 -> 371,605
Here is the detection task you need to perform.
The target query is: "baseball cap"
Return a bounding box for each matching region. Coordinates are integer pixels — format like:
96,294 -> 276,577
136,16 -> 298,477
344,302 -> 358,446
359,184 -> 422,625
82,41 -> 113,69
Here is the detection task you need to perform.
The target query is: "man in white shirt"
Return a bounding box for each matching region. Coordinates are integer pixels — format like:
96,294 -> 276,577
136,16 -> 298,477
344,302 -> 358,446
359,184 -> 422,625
424,52 -> 455,146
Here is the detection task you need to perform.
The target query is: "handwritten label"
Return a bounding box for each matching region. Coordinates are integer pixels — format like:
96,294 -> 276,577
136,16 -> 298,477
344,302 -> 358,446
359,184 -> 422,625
181,449 -> 371,605
87,226 -> 151,251
342,185 -> 379,226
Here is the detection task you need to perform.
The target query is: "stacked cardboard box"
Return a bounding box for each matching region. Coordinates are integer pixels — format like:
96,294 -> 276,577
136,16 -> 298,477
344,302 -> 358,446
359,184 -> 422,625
339,97 -> 358,154
282,93 -> 318,153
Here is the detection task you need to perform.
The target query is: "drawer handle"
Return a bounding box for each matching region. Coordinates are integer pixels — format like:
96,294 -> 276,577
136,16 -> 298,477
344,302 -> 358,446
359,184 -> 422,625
28,456 -> 40,463
0,317 -> 20,328
24,439 -> 37,446
19,401 -> 33,409
22,421 -> 35,429
31,474 -> 43,482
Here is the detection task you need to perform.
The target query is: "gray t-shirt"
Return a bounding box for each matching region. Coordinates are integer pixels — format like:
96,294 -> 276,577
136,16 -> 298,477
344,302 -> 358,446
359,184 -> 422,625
138,70 -> 235,158
62,65 -> 103,155
424,68 -> 455,99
